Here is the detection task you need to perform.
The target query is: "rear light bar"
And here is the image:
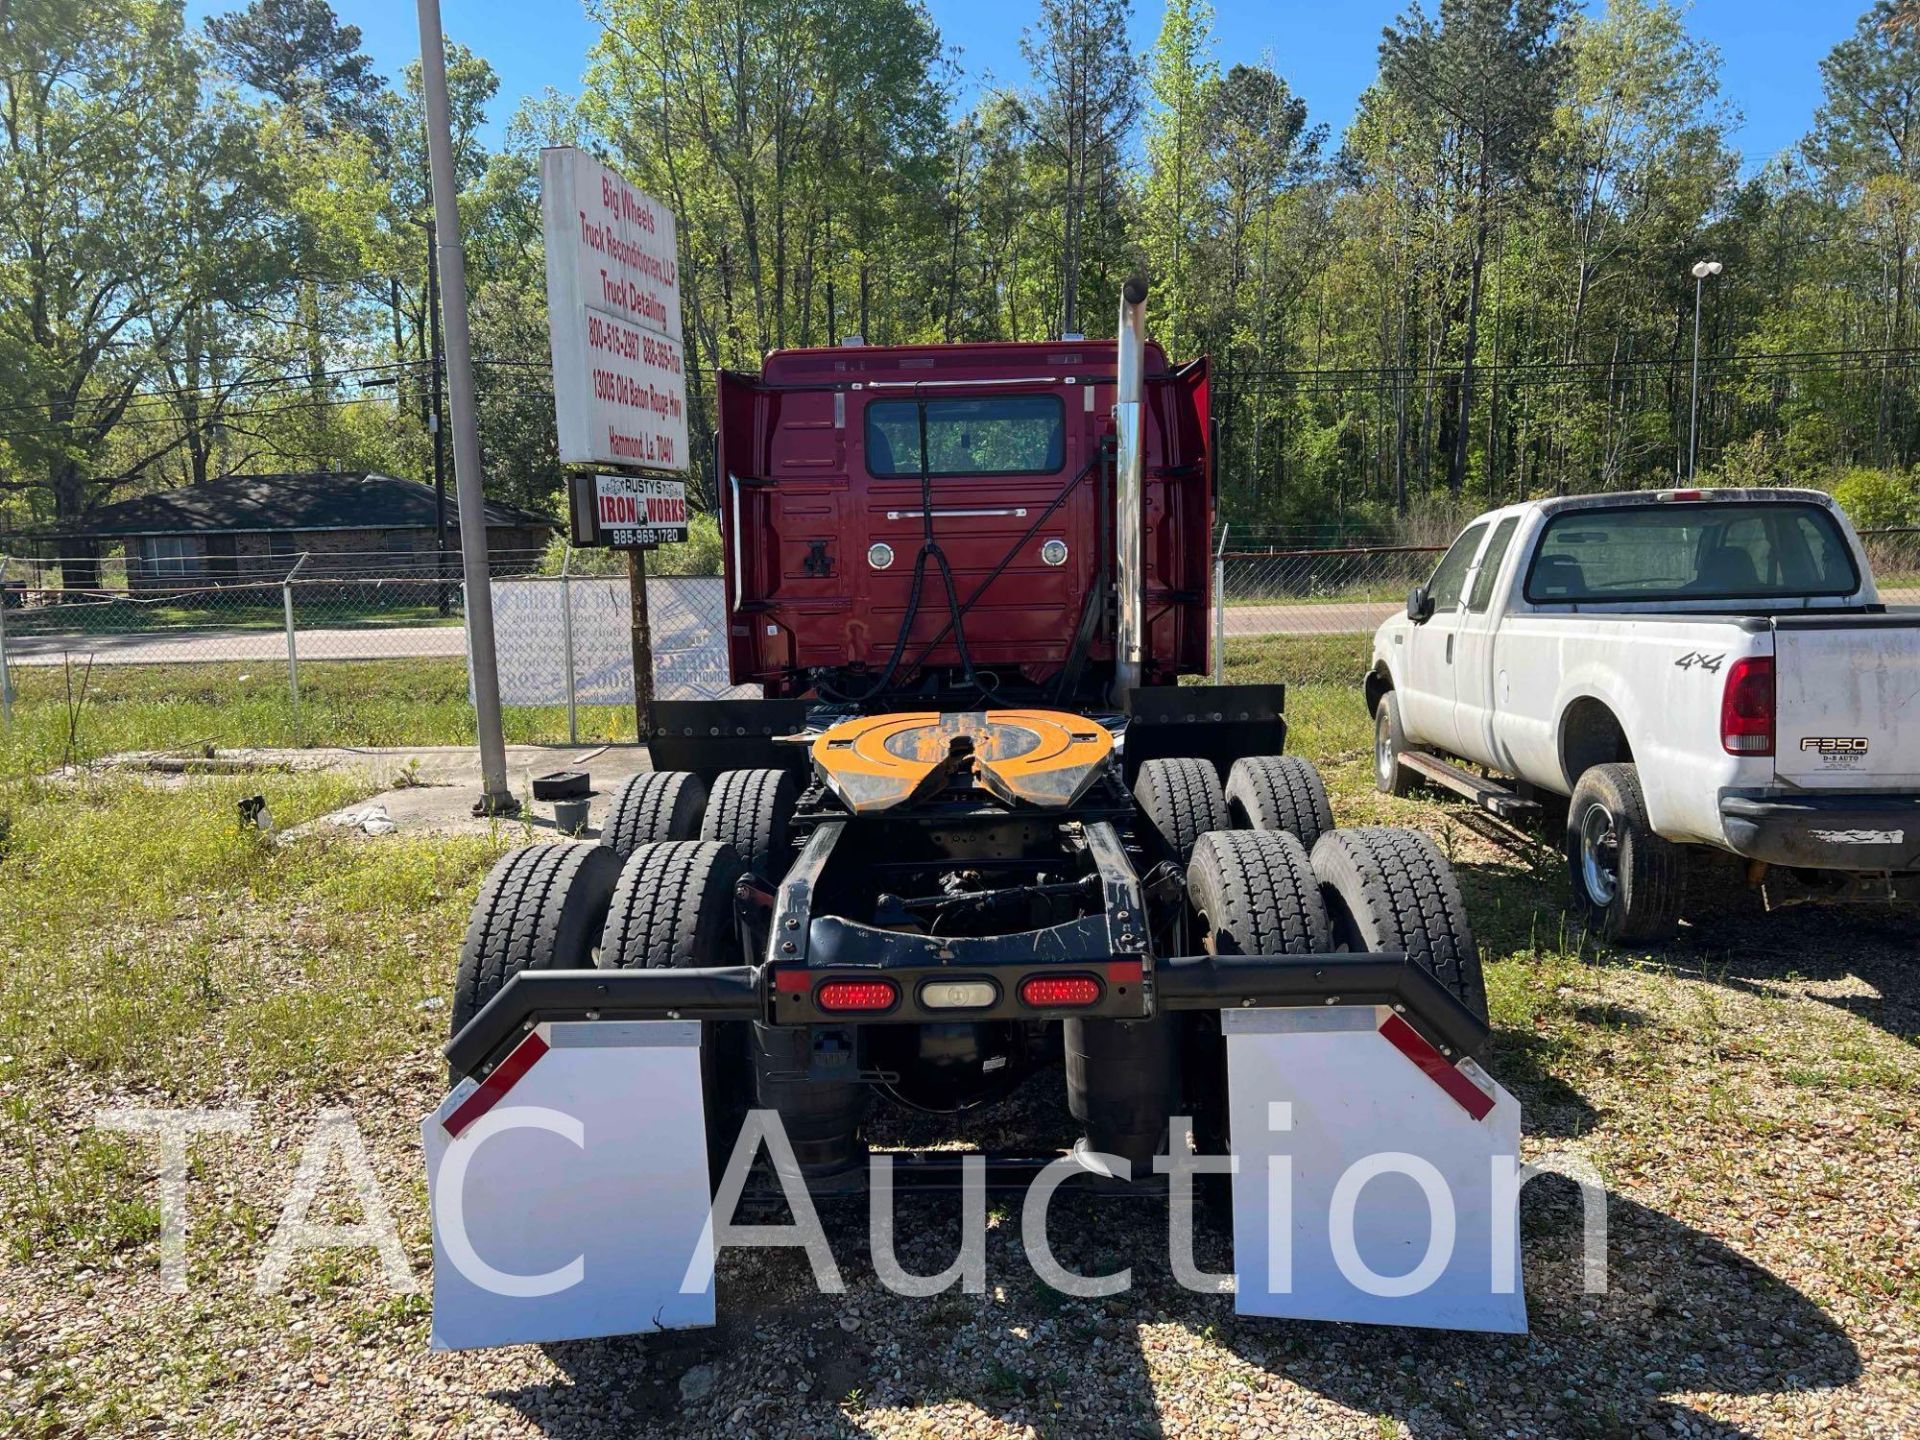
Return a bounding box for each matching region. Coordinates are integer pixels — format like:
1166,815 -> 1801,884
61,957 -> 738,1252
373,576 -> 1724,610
1019,974 -> 1103,1008
816,979 -> 899,1013
1721,655 -> 1775,755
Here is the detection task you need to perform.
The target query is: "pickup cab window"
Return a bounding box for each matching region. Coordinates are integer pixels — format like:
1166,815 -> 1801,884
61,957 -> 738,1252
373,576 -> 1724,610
1466,516 -> 1521,612
866,395 -> 1065,478
1524,502 -> 1859,603
1425,522 -> 1489,612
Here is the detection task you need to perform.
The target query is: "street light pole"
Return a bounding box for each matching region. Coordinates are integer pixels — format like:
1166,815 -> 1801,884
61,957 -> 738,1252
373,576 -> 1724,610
416,0 -> 515,814
1688,259 -> 1723,482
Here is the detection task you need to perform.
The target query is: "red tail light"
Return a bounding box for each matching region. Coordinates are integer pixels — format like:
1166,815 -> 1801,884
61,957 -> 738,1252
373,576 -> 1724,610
816,979 -> 899,1013
1721,656 -> 1775,755
1019,975 -> 1102,1008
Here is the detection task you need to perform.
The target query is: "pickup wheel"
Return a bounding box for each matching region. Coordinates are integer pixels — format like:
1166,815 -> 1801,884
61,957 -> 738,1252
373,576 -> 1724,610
449,842 -> 623,1065
598,840 -> 752,1186
1225,755 -> 1335,849
1374,691 -> 1420,797
1134,757 -> 1230,864
1566,763 -> 1685,943
701,768 -> 798,880
1311,827 -> 1486,1024
599,770 -> 708,860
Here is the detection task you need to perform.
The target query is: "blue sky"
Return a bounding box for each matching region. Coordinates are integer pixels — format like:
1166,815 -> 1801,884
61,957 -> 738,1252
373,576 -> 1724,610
187,0 -> 1865,176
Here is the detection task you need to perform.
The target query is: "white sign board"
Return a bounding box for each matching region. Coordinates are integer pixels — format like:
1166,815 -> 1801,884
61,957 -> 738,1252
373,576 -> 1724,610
541,146 -> 688,471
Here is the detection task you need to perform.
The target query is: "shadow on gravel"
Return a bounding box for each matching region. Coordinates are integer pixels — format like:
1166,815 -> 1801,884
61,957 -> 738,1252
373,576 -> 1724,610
1649,899 -> 1920,1048
482,1166 -> 1857,1440
1443,798 -> 1920,1050
1200,1176 -> 1864,1440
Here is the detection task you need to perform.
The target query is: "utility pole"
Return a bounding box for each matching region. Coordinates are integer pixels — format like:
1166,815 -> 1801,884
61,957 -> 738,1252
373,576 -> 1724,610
416,0 -> 514,815
426,217 -> 450,615
1688,259 -> 1723,483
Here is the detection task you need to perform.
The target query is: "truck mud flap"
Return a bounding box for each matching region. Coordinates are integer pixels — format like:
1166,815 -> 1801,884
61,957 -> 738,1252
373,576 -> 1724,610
1224,1005 -> 1526,1334
422,1021 -> 716,1350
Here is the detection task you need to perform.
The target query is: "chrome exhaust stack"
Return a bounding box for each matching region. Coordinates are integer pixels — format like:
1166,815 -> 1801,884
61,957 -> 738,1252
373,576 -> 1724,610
1111,276 -> 1148,703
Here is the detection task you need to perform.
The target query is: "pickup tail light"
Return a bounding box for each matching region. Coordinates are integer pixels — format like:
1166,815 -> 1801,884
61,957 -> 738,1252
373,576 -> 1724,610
816,979 -> 899,1013
1720,656 -> 1775,755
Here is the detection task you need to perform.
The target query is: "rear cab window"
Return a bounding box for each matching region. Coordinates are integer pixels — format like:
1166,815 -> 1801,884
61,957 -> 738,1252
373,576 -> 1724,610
1467,516 -> 1521,613
1524,501 -> 1860,604
865,395 -> 1065,477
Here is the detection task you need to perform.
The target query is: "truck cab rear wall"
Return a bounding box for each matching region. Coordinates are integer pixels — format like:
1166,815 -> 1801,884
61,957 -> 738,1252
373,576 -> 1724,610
716,342 -> 1212,690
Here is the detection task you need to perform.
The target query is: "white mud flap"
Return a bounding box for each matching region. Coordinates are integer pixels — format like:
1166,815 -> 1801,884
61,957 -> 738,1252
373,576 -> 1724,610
422,1021 -> 716,1350
1225,1005 -> 1527,1334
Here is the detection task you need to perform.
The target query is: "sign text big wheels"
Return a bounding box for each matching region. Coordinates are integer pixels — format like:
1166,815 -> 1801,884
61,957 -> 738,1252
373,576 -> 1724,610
541,147 -> 687,472
570,473 -> 690,550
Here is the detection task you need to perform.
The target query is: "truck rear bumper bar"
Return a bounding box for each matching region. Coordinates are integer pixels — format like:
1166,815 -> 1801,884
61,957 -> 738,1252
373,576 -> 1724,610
443,951 -> 1492,1081
1720,791 -> 1920,871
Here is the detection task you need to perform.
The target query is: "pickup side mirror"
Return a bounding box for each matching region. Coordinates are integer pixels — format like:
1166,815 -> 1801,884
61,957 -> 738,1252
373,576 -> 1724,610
1407,585 -> 1434,624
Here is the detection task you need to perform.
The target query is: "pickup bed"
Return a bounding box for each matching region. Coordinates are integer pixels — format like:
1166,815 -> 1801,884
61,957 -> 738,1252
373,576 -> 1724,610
1368,487 -> 1920,939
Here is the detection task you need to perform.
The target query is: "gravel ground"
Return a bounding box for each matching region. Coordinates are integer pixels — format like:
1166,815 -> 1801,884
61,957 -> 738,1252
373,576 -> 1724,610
3,782 -> 1917,1438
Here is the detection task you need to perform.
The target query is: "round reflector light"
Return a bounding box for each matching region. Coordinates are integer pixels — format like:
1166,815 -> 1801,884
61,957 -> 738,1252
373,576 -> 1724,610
816,979 -> 899,1012
1019,975 -> 1101,1008
1040,538 -> 1069,566
920,979 -> 998,1010
868,542 -> 895,570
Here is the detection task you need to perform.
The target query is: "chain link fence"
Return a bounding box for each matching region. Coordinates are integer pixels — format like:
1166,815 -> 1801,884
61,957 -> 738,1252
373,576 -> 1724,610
3,526 -> 1915,766
1212,543 -> 1444,760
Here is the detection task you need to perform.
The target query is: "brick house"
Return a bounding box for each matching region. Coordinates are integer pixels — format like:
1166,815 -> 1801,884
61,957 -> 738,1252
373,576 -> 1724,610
48,472 -> 557,589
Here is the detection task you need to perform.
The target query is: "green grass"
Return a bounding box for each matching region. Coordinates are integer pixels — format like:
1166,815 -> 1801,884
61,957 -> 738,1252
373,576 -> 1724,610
0,770 -> 524,1103
0,659 -> 635,775
1206,632 -> 1375,760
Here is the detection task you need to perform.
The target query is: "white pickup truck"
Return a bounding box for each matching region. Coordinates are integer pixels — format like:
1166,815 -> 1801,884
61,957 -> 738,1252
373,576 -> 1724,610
1367,487 -> 1920,940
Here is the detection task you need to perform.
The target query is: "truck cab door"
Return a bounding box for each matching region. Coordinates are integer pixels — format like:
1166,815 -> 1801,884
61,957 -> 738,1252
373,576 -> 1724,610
1400,521 -> 1489,758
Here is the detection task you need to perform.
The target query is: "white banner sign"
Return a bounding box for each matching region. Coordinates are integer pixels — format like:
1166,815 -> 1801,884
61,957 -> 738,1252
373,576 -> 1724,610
541,146 -> 688,471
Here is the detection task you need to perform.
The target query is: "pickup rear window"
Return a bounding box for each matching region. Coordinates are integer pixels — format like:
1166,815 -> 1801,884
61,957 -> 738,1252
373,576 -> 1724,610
865,395 -> 1065,478
1523,502 -> 1860,604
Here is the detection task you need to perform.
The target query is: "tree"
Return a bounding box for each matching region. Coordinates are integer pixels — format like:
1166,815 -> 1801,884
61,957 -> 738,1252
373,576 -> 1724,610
1141,0 -> 1219,359
1019,0 -> 1138,337
0,0 -> 199,577
205,0 -> 385,137
1380,0 -> 1572,492
1809,2 -> 1920,460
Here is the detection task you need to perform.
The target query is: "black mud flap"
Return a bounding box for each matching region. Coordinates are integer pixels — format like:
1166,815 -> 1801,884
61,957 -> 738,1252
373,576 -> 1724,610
648,698 -> 811,781
1121,684 -> 1288,783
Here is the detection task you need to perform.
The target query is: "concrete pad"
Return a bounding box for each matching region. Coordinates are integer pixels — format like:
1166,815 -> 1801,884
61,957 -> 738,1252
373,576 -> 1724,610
85,742 -> 656,841
298,743 -> 655,840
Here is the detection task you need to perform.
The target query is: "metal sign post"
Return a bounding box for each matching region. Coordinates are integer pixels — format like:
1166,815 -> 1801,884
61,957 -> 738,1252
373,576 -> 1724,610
416,0 -> 515,815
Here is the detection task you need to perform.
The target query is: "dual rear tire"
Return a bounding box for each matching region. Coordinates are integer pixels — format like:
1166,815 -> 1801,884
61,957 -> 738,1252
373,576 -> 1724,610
598,765 -> 798,880
1133,753 -> 1334,861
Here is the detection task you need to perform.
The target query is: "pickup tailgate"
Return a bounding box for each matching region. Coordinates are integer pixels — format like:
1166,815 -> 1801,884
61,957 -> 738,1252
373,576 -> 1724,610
1772,613 -> 1920,789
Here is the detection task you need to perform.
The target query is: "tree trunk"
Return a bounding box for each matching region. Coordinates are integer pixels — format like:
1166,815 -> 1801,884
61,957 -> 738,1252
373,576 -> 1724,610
1450,191 -> 1491,496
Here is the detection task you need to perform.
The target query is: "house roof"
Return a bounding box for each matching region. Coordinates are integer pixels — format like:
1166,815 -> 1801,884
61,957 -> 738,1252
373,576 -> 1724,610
52,472 -> 557,538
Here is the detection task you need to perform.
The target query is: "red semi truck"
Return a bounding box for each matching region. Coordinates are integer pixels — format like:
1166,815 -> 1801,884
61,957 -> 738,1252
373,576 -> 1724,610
426,284 -> 1531,1348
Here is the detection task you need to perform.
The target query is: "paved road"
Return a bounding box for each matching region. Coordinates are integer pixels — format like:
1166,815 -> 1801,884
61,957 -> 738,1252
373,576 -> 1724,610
5,624 -> 468,665
10,590 -> 1917,665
